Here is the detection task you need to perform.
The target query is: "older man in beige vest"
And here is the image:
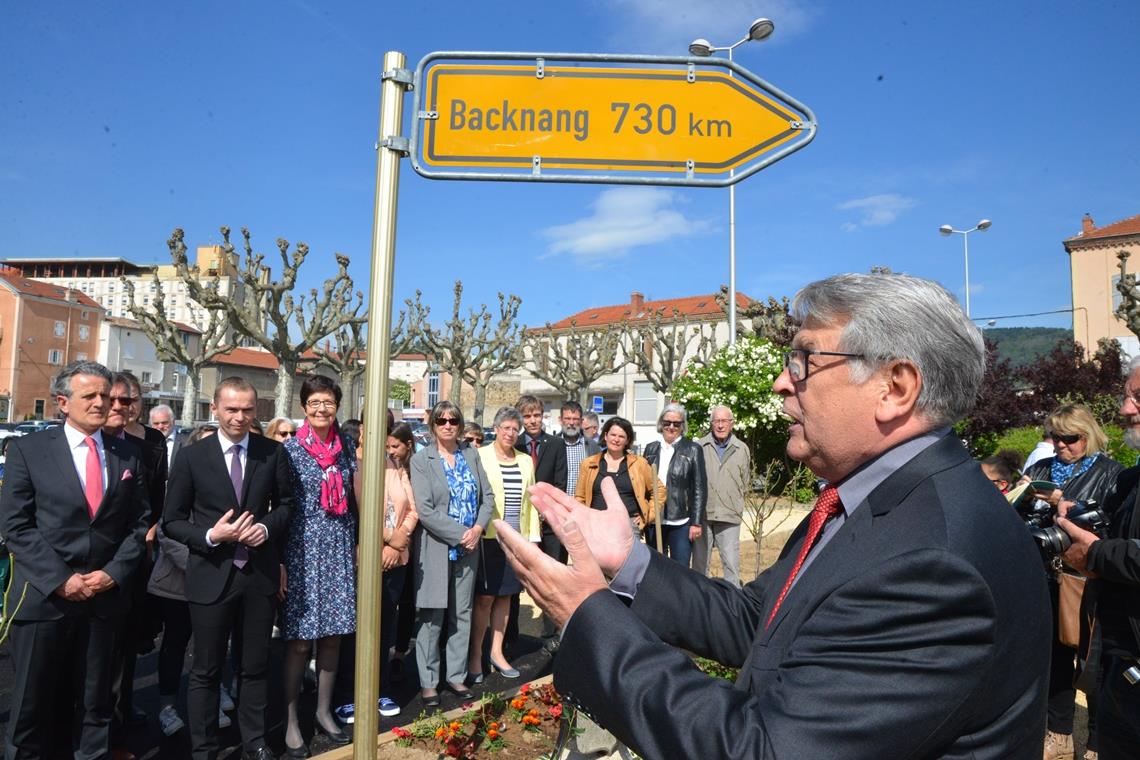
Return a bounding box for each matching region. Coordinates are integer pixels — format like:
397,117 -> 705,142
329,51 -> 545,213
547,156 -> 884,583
691,405 -> 751,587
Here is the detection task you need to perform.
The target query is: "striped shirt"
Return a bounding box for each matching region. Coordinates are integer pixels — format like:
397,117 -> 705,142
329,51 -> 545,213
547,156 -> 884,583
500,461 -> 523,531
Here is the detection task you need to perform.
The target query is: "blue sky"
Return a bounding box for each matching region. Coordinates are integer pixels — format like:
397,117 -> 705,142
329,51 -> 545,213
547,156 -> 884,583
2,1 -> 1138,335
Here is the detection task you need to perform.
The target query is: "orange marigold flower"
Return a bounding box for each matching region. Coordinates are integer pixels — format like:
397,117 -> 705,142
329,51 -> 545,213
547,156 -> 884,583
488,721 -> 499,730
487,729 -> 500,739
449,721 -> 462,731
435,727 -> 447,740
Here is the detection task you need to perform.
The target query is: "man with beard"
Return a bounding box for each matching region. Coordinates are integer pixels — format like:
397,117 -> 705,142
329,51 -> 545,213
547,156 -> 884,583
1056,355 -> 1140,758
497,273 -> 1050,759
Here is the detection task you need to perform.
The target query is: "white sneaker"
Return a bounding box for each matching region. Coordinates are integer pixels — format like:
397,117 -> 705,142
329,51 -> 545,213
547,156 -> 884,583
219,685 -> 235,712
158,704 -> 185,736
218,708 -> 231,729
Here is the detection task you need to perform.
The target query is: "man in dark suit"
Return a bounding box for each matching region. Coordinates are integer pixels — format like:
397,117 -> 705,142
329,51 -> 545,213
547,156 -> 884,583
0,360 -> 150,760
498,273 -> 1051,759
163,377 -> 293,760
509,394 -> 567,647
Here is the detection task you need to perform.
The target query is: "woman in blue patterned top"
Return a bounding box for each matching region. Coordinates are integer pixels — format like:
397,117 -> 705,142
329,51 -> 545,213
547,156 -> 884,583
281,375 -> 357,754
409,401 -> 495,707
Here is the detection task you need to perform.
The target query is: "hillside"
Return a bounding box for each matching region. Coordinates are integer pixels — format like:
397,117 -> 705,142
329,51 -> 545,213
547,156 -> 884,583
983,327 -> 1072,366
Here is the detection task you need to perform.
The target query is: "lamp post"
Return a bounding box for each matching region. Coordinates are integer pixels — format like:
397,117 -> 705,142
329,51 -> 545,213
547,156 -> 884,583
689,18 -> 775,345
939,218 -> 992,318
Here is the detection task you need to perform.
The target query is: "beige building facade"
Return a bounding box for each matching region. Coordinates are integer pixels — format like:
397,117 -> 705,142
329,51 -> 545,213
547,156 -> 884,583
1066,212 -> 1140,359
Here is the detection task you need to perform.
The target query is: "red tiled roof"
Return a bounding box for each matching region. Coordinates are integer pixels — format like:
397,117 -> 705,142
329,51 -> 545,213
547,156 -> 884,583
1065,213 -> 1140,244
211,347 -> 279,370
543,291 -> 753,331
0,269 -> 101,308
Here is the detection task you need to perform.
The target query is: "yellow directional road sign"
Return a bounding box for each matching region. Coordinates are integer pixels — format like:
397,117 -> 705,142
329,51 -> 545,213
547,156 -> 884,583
420,63 -> 807,174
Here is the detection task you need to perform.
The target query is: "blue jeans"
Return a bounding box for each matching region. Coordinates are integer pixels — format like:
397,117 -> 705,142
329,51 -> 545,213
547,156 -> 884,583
645,520 -> 692,566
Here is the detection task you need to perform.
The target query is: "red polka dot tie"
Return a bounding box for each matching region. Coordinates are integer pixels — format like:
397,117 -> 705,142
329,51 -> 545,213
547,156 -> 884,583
765,485 -> 842,630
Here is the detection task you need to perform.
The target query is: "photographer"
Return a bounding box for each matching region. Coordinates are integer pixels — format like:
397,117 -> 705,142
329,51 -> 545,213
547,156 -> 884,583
1058,362 -> 1140,758
1020,403 -> 1123,759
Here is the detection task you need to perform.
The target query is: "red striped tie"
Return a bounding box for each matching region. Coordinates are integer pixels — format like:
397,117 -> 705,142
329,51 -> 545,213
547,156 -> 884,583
765,485 -> 842,629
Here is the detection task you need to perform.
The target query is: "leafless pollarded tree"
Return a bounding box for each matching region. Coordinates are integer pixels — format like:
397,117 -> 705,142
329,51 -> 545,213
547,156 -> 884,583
122,231 -> 236,426
1115,251 -> 1140,339
168,226 -> 366,418
407,282 -> 525,425
524,320 -> 625,406
312,321 -> 367,419
626,306 -> 719,396
717,287 -> 797,347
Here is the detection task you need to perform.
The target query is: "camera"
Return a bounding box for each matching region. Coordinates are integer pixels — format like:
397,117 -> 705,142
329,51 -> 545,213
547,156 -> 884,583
1015,498 -> 1107,560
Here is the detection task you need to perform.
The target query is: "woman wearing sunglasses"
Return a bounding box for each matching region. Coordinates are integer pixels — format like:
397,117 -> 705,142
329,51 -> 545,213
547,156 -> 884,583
1018,402 -> 1122,759
266,416 -> 298,442
642,403 -> 707,566
409,401 -> 494,707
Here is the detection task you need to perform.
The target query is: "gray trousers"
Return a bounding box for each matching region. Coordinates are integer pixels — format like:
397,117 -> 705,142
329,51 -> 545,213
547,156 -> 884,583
415,550 -> 477,688
691,520 -> 742,588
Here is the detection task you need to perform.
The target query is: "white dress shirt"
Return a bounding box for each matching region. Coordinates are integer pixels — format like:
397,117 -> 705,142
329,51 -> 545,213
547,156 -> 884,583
63,422 -> 107,492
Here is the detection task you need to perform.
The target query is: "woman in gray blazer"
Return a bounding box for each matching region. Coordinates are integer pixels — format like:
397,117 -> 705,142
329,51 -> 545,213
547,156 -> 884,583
410,401 -> 494,706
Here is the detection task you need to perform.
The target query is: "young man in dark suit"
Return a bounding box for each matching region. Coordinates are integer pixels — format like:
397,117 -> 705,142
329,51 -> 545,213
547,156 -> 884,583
0,360 -> 150,760
163,377 -> 293,760
507,394 -> 567,648
500,273 -> 1052,759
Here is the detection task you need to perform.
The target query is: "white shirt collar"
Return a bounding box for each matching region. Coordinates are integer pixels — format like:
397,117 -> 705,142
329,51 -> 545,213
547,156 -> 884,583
217,431 -> 250,454
64,421 -> 104,450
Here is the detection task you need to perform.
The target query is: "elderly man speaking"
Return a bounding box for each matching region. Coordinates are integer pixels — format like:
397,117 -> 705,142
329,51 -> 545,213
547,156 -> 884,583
496,273 -> 1050,759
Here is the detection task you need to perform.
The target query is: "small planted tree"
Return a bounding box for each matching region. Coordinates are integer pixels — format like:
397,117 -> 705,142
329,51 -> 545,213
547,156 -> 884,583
744,460 -> 814,578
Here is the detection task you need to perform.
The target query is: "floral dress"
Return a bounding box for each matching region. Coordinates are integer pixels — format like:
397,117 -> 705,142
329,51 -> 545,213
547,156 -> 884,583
282,435 -> 357,640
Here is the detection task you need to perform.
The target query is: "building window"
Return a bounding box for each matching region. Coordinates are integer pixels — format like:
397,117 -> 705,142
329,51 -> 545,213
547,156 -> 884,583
53,320 -> 65,338
81,309 -> 90,320
141,371 -> 152,384
47,349 -> 64,365
427,372 -> 440,408
1113,274 -> 1124,313
78,325 -> 90,341
633,381 -> 657,424
76,352 -> 87,361
33,399 -> 45,419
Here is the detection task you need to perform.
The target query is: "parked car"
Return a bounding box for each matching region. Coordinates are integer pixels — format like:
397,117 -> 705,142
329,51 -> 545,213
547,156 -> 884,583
14,420 -> 62,435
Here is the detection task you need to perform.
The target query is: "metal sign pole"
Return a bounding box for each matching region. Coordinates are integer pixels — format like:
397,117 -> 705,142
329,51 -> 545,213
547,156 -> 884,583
354,49 -> 409,760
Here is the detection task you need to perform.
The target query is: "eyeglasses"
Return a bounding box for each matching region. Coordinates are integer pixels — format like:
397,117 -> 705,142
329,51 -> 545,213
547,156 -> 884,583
661,420 -> 683,428
277,430 -> 296,438
110,396 -> 138,406
305,400 -> 337,410
1054,433 -> 1083,445
436,417 -> 461,427
464,435 -> 482,443
783,348 -> 868,381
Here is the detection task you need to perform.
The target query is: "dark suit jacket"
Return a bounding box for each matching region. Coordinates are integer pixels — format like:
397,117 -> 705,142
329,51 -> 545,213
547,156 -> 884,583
556,435 -> 1051,759
126,424 -> 168,525
516,430 -> 567,491
162,433 -> 293,605
0,426 -> 150,621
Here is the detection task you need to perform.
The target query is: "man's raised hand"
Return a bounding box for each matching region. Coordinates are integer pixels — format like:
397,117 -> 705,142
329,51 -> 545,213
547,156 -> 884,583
495,515 -> 607,630
528,479 -> 634,578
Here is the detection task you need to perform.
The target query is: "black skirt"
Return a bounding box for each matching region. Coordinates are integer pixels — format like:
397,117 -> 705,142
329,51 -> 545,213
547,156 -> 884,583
476,537 -> 522,596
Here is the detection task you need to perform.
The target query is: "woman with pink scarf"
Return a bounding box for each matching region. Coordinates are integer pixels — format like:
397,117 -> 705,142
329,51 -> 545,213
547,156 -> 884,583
280,375 -> 357,756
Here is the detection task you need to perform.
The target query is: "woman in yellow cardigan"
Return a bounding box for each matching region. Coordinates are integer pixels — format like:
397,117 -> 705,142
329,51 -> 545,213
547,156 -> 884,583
469,406 -> 540,682
575,416 -> 664,531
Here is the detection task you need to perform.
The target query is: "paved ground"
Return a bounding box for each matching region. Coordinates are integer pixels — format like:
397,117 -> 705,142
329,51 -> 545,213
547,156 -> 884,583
0,619 -> 553,759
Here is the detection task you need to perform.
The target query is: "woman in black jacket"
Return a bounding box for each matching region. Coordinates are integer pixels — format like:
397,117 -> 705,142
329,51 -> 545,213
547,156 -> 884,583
643,403 -> 708,565
1020,402 -> 1122,759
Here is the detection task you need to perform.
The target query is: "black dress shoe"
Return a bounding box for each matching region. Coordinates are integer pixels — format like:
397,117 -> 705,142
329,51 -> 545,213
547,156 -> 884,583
283,741 -> 311,758
243,748 -> 274,760
318,724 -> 351,746
447,682 -> 474,701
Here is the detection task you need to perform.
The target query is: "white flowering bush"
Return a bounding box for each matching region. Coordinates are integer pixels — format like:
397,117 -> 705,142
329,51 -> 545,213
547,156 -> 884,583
673,336 -> 788,463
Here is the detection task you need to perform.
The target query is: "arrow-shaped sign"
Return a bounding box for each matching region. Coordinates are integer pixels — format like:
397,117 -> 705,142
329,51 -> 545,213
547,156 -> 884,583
412,55 -> 816,186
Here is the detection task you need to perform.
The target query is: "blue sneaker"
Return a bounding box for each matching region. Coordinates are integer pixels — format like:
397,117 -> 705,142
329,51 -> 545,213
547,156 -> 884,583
378,697 -> 400,717
334,703 -> 355,725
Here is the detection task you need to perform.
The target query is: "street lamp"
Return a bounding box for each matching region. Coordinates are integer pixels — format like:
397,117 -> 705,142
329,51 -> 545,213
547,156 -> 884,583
939,218 -> 991,318
689,17 -> 775,345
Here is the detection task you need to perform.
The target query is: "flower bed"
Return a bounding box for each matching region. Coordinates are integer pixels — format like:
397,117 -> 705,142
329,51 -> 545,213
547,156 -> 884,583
386,681 -> 567,760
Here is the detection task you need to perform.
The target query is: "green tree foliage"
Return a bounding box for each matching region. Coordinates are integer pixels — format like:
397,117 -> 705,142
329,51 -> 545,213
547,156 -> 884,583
672,336 -> 788,465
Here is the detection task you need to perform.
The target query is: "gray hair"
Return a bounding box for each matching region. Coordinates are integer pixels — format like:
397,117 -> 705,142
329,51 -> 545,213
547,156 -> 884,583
1128,354 -> 1140,374
792,272 -> 985,428
51,360 -> 112,399
657,403 -> 688,435
493,406 -> 524,430
149,404 -> 174,422
583,411 -> 600,425
709,404 -> 734,421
